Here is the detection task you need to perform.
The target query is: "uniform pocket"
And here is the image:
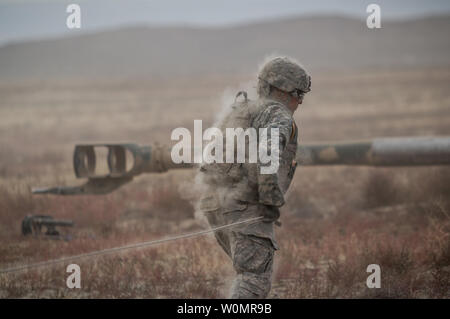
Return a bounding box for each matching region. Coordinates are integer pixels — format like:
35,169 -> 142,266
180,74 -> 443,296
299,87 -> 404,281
232,234 -> 274,274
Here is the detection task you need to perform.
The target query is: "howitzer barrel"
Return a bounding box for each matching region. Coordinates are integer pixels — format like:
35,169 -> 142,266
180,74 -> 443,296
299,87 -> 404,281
73,137 -> 450,177
73,143 -> 191,179
297,137 -> 450,166
32,136 -> 450,195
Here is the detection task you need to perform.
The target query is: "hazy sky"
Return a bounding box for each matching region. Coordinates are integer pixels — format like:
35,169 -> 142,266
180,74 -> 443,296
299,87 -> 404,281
1,0 -> 450,45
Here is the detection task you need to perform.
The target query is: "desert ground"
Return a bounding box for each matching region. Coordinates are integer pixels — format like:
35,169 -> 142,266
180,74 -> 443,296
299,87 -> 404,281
0,67 -> 449,298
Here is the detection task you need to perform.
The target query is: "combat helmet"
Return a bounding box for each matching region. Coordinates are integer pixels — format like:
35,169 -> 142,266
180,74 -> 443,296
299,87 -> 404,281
258,57 -> 311,98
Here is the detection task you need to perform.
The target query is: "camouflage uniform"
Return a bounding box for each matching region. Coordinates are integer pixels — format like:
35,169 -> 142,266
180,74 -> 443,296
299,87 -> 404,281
197,57 -> 309,298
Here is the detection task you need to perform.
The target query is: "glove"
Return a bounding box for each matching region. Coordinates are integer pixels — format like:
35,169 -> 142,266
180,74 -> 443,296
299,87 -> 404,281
261,205 -> 281,226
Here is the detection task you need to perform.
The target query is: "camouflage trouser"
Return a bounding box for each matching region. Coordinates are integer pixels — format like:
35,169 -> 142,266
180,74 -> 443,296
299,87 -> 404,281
205,205 -> 275,299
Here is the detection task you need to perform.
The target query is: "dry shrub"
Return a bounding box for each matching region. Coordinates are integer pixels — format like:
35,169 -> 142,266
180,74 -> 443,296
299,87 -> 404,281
0,185 -> 38,217
362,169 -> 402,209
326,260 -> 362,296
0,185 -> 48,239
1,69 -> 450,298
430,240 -> 450,269
147,185 -> 195,221
426,207 -> 450,298
418,167 -> 450,210
283,193 -> 321,219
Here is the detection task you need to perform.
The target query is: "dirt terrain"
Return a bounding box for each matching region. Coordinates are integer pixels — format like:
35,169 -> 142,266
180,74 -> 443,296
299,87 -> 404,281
0,67 -> 449,298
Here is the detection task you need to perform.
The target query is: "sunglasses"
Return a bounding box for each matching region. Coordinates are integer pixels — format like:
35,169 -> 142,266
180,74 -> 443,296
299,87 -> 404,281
289,88 -> 306,100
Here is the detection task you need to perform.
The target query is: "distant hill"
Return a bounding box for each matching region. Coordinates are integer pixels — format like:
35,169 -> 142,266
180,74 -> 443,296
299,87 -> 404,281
1,15 -> 449,80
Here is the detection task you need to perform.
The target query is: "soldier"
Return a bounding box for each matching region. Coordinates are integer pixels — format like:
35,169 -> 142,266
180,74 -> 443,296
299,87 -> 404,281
197,57 -> 311,298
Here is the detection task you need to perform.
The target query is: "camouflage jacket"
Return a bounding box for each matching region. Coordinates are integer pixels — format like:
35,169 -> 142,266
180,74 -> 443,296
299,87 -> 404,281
198,94 -> 298,210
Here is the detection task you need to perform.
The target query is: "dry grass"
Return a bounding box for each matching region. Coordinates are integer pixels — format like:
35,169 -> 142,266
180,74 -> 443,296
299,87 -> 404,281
0,167 -> 448,298
0,68 -> 449,298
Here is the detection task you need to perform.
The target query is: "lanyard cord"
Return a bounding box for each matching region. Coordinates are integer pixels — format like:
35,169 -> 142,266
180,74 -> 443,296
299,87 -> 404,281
0,216 -> 263,274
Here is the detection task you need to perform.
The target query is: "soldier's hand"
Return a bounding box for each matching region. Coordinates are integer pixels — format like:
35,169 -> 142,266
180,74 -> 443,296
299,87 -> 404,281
261,205 -> 281,226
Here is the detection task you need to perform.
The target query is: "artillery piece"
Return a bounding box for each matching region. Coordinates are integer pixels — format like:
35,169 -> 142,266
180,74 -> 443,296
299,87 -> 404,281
21,215 -> 74,238
31,136 -> 450,195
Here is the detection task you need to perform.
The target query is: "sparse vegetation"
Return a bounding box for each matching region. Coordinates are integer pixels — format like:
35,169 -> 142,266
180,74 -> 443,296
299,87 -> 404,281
0,69 -> 449,298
